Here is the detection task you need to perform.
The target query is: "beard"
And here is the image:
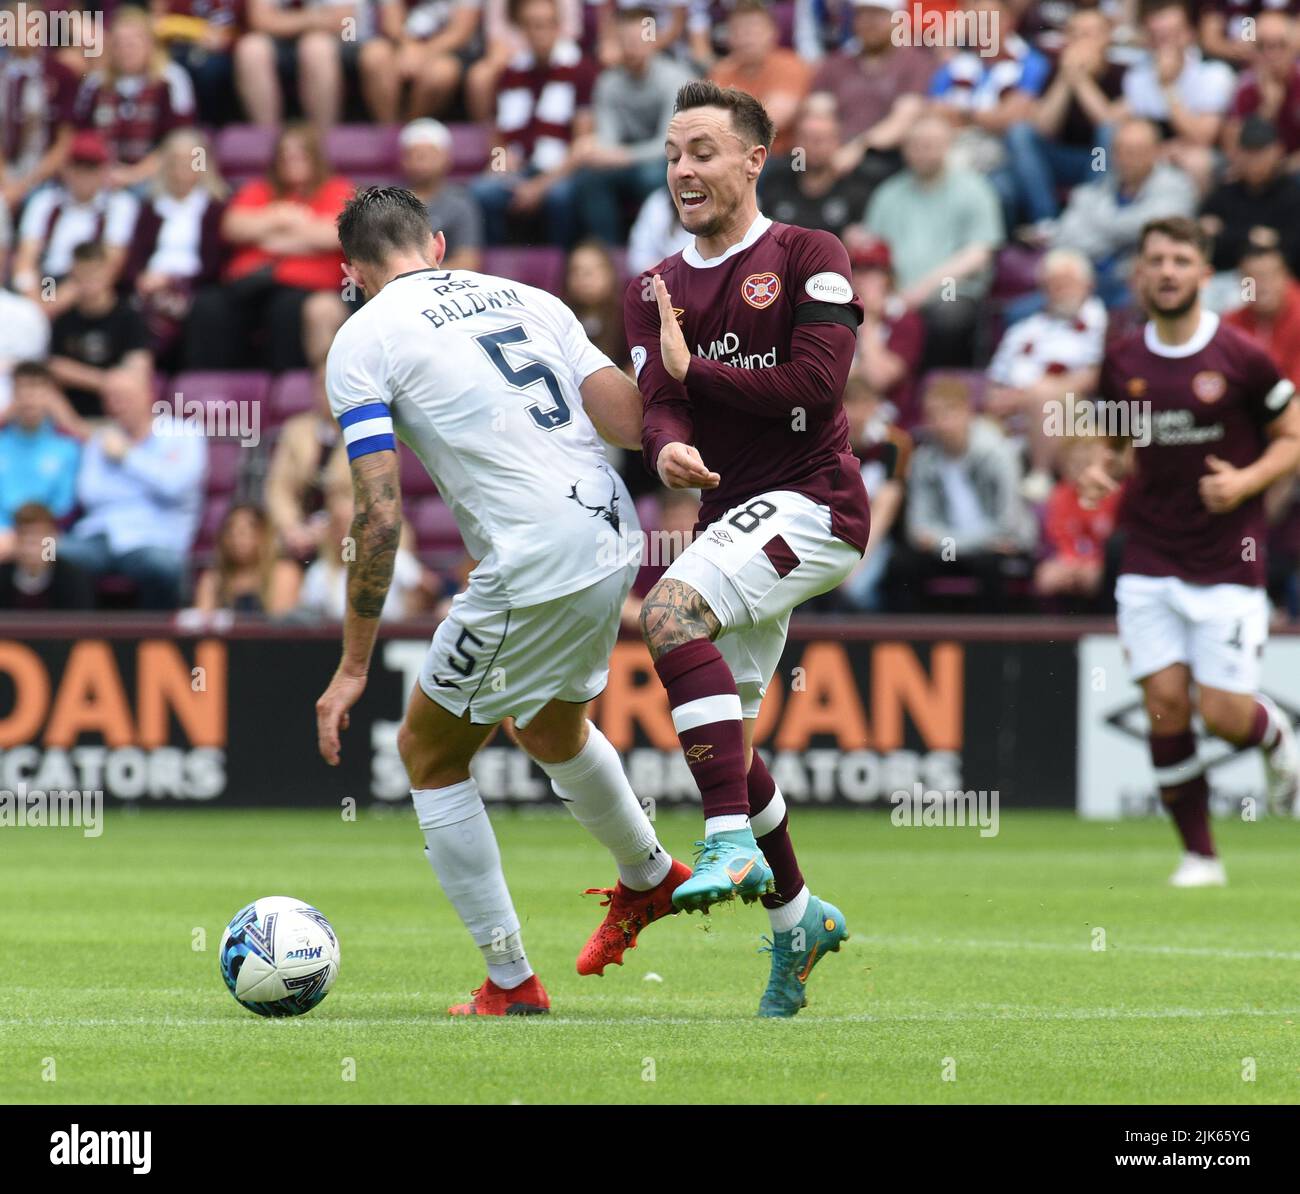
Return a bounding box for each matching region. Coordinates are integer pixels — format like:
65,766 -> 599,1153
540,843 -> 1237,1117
680,189 -> 739,240
1145,284 -> 1199,319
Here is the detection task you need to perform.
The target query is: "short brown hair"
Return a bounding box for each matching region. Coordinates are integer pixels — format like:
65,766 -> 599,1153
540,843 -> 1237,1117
1139,215 -> 1209,260
12,361 -> 54,387
72,240 -> 108,264
12,502 -> 56,532
674,80 -> 775,151
269,122 -> 332,197
507,0 -> 555,25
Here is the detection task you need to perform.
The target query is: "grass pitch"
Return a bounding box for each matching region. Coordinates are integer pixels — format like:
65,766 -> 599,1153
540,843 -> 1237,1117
2,808 -> 1298,1104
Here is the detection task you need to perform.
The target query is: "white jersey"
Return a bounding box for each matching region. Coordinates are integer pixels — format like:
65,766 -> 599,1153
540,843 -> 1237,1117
326,267 -> 637,609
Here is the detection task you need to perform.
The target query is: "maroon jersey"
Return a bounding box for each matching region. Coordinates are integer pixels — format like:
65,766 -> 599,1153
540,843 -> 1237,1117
74,65 -> 195,167
0,54 -> 77,176
1100,312 -> 1296,587
496,41 -> 594,172
625,218 -> 870,552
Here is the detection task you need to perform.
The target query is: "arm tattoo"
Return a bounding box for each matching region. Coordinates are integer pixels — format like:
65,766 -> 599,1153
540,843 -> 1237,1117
639,577 -> 721,661
347,455 -> 401,619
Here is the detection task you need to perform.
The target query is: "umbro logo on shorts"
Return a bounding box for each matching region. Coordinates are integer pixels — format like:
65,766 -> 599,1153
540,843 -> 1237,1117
685,744 -> 714,764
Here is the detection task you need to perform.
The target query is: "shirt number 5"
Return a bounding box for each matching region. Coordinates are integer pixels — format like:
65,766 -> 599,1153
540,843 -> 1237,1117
474,324 -> 571,432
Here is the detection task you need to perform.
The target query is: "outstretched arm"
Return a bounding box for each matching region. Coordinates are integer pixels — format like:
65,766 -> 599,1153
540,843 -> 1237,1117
316,450 -> 402,764
580,365 -> 643,450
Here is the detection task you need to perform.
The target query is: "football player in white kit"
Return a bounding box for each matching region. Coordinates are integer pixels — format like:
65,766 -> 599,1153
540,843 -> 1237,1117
314,188 -> 690,1015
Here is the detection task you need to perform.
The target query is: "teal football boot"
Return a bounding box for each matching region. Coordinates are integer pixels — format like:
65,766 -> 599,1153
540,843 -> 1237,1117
757,895 -> 849,1017
671,829 -> 774,912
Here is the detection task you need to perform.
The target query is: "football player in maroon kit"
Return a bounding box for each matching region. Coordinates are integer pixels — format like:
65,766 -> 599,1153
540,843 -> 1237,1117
1082,217 -> 1300,887
620,81 -> 866,1016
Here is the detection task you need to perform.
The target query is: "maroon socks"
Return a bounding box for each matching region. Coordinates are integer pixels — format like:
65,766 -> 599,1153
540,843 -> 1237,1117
1150,731 -> 1214,857
747,751 -> 804,909
654,639 -> 749,821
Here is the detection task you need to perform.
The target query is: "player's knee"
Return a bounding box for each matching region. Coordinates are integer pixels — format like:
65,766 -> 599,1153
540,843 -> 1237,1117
514,719 -> 582,765
1199,691 -> 1247,742
1145,686 -> 1192,732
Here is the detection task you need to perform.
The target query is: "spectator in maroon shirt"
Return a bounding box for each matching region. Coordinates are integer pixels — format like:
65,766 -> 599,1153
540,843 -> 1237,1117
11,132 -> 141,316
468,0 -> 593,246
0,37 -> 78,211
121,128 -> 229,369
1226,9 -> 1300,163
810,0 -> 932,180
848,236 -> 925,427
75,7 -> 196,192
1199,0 -> 1292,68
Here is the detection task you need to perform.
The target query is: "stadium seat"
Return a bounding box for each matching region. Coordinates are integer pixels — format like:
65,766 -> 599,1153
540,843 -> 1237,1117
204,438 -> 245,497
267,370 -> 317,425
409,495 -> 466,569
770,0 -> 795,46
482,247 -> 566,294
992,244 -> 1044,301
170,371 -> 272,430
399,445 -> 439,499
214,124 -> 277,187
326,124 -> 404,188
448,122 -> 490,178
193,495 -> 231,561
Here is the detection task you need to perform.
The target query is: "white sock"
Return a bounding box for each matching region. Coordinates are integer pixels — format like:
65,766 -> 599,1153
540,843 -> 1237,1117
705,814 -> 750,836
768,885 -> 810,934
535,721 -> 670,891
412,779 -> 533,990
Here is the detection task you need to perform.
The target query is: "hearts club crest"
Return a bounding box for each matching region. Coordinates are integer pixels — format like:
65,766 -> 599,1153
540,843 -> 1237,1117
741,272 -> 781,309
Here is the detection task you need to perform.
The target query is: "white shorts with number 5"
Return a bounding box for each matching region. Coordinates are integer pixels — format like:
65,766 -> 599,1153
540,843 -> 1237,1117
418,558 -> 639,729
1115,573 -> 1269,694
663,490 -> 862,718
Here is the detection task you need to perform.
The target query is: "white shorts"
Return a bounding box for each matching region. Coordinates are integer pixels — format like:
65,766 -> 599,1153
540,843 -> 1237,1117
1115,573 -> 1269,695
663,490 -> 862,718
418,560 -> 638,729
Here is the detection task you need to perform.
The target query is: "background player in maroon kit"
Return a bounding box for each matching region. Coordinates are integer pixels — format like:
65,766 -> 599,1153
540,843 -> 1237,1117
1082,217 -> 1300,887
623,82 -> 866,1016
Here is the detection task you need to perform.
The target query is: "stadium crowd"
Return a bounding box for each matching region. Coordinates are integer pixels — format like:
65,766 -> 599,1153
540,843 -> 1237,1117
1,0 -> 1300,620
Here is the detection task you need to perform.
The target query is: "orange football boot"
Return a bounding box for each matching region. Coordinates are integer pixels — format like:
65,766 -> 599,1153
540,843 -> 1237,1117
577,858 -> 692,976
448,974 -> 550,1016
